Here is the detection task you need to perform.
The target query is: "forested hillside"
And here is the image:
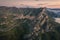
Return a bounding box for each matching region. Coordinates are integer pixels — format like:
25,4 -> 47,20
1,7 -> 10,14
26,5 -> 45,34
0,6 -> 60,40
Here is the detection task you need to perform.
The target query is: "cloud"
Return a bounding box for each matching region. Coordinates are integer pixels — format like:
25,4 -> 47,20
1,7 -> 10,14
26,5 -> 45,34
0,0 -> 60,1
0,0 -> 60,8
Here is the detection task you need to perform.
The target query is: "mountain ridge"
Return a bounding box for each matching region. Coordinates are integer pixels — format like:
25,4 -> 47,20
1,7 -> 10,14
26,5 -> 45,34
0,6 -> 60,40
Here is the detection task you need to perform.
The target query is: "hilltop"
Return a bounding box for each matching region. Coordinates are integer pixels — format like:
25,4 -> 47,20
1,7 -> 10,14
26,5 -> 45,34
0,6 -> 60,40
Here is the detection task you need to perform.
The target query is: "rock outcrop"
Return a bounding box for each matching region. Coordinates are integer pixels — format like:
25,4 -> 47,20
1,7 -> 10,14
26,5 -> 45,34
23,8 -> 54,40
0,7 -> 58,40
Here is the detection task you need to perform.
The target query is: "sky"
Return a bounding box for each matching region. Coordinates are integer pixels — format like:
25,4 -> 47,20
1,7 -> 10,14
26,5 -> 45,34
0,0 -> 60,8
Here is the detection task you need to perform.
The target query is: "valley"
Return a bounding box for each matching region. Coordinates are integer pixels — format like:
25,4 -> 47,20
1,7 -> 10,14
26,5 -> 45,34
54,18 -> 60,23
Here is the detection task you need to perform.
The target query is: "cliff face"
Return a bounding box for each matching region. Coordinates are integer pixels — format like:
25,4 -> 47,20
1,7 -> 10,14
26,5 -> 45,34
22,8 -> 54,40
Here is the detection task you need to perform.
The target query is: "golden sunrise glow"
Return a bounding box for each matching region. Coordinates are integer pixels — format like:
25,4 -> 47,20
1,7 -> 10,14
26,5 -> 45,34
0,1 -> 60,8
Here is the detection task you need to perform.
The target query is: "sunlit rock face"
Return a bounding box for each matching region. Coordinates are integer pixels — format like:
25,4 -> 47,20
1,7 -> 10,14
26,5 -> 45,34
22,8 -> 54,40
0,7 -> 56,40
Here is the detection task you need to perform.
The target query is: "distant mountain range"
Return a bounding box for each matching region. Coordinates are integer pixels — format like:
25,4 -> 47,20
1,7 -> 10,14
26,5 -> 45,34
46,8 -> 60,18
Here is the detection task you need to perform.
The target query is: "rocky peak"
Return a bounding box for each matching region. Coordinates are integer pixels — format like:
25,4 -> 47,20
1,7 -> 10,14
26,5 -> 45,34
23,8 -> 53,40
